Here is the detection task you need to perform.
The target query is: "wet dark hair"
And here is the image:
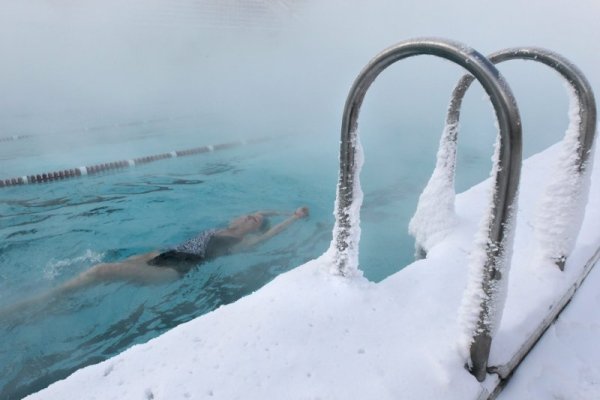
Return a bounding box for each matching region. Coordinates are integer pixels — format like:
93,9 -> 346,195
259,217 -> 270,233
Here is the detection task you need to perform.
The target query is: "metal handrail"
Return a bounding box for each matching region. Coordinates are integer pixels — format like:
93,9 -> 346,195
332,38 -> 522,381
418,48 -> 597,269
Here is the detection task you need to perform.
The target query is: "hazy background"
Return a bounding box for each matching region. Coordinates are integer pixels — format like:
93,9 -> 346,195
1,0 -> 598,159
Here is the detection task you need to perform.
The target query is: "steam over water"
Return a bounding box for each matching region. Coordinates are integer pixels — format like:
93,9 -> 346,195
0,0 -> 599,398
2,0 -> 598,266
1,0 -> 598,172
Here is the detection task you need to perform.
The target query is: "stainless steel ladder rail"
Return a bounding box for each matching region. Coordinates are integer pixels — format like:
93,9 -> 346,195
332,38 -> 522,382
414,48 -> 597,268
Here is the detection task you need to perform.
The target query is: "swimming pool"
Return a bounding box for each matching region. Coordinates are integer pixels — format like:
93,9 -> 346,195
0,98 -> 504,396
0,133 -> 332,397
1,1 -> 590,397
0,101 -> 568,399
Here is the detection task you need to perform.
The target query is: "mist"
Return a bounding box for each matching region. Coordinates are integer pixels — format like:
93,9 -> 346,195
1,0 -> 598,156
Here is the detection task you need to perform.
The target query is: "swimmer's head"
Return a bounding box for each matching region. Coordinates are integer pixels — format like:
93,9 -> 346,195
228,213 -> 267,235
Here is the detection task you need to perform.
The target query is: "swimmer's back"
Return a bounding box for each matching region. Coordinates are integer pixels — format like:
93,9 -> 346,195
147,230 -> 241,275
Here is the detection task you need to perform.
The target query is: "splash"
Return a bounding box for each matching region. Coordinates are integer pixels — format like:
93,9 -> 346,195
44,249 -> 105,280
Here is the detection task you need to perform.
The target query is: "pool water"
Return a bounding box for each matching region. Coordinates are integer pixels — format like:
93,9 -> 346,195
0,132 -> 341,396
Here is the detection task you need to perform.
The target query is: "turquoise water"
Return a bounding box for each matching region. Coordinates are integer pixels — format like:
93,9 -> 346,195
0,133 -> 337,398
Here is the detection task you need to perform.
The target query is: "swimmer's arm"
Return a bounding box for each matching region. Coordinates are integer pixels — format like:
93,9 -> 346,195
254,210 -> 292,217
236,207 -> 309,250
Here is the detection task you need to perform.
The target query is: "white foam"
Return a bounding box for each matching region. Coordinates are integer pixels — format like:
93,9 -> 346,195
43,250 -> 105,280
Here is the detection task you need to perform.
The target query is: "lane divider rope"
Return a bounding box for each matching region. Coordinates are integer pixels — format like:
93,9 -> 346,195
0,134 -> 32,143
0,137 -> 269,188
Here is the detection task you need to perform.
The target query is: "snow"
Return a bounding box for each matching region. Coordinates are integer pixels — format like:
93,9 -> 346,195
408,122 -> 458,255
533,83 -> 595,266
457,132 -> 517,362
413,79 -> 596,367
329,134 -> 365,277
497,252 -> 600,400
25,141 -> 600,400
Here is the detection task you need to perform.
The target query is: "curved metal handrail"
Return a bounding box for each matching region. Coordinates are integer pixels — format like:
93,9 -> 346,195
415,48 -> 597,268
332,38 -> 522,381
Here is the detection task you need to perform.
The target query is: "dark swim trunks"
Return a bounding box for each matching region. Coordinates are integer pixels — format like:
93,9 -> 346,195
147,229 -> 241,276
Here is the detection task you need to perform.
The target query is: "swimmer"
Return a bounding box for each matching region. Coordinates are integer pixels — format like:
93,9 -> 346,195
59,206 -> 310,291
1,207 -> 309,315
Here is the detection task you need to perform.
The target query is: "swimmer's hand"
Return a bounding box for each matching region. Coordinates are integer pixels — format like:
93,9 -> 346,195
294,206 -> 309,219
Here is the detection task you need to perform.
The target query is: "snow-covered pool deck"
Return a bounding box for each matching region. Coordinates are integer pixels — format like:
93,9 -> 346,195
26,141 -> 600,400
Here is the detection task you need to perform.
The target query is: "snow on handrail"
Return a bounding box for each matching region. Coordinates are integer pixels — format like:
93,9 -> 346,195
331,38 -> 522,381
0,137 -> 268,188
411,48 -> 597,269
